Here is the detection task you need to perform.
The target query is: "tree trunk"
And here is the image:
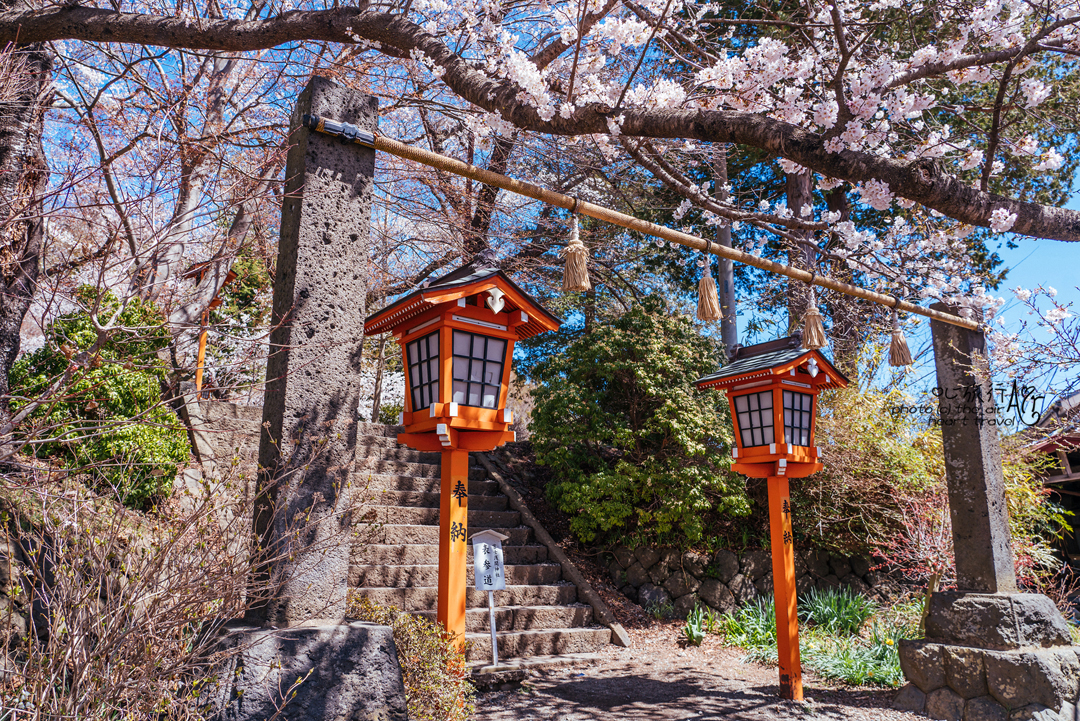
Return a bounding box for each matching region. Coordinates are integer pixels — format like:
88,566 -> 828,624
785,171 -> 814,334
712,143 -> 737,354
0,35 -> 53,429
823,189 -> 862,375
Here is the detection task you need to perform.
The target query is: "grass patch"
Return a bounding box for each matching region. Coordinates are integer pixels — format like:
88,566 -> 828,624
712,588 -> 923,688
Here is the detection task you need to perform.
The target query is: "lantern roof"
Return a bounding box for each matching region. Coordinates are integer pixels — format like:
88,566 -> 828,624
363,254 -> 562,339
696,334 -> 849,390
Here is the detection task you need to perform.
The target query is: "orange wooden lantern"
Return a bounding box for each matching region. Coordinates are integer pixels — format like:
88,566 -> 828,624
696,335 -> 848,701
364,256 -> 561,646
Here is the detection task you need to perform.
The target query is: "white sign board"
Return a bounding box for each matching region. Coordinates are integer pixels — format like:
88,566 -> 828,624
472,529 -> 508,592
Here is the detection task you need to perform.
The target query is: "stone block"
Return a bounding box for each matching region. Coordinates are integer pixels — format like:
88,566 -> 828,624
649,563 -> 671,585
620,585 -> 638,604
728,574 -> 755,606
673,593 -> 700,619
817,574 -> 841,591
609,559 -> 625,586
840,574 -> 870,595
927,686 -> 966,721
894,683 -> 926,713
806,549 -> 831,578
626,561 -> 650,587
741,549 -> 770,580
638,583 -> 671,609
614,547 -> 636,569
698,579 -> 735,613
711,550 -> 740,583
793,550 -> 808,578
1008,705 -> 1060,721
664,572 -> 702,599
636,547 -> 661,570
795,574 -> 815,595
207,622 -> 407,721
899,640 -> 946,693
865,571 -> 885,587
927,593 -> 1073,650
829,556 -> 852,579
851,556 -> 872,577
659,548 -> 680,571
966,695 -> 1008,721
985,649 -> 1075,711
944,645 -> 988,699
683,551 -> 708,578
754,573 -> 774,596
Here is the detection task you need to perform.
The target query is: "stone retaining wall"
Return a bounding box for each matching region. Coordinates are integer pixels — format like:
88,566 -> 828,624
606,545 -> 901,618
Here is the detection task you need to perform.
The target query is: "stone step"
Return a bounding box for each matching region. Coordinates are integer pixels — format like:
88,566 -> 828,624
355,459 -> 486,480
360,475 -> 499,495
357,422 -> 405,438
350,584 -> 577,610
349,563 -> 562,588
468,652 -> 603,675
464,627 -> 612,663
367,506 -> 521,528
351,544 -> 548,566
365,490 -> 508,511
363,524 -> 532,546
413,604 -> 593,633
356,446 -> 444,464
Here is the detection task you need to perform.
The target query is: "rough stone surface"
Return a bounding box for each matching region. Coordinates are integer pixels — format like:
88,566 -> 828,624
741,549 -> 770,580
683,551 -> 708,578
252,76 -> 377,626
728,574 -> 756,605
613,547 -> 635,569
899,640 -> 946,693
926,593 -> 1073,650
1008,705 -> 1060,721
698,579 -> 735,613
851,556 -> 872,577
926,686 -> 966,721
625,561 -> 649,587
865,571 -> 885,587
965,696 -> 1008,721
711,550 -> 740,583
817,574 -> 842,591
753,573 -> 774,596
929,304 -> 1017,594
893,683 -> 927,714
663,572 -> 701,599
985,649 -> 1074,711
208,622 -> 407,721
806,549 -> 831,578
673,593 -> 700,619
620,585 -> 638,603
609,560 -> 625,586
635,547 -> 661,570
795,574 -> 814,595
638,583 -> 671,608
1059,702 -> 1077,721
829,556 -> 852,579
944,646 -> 989,699
840,574 -> 870,595
648,563 -> 671,585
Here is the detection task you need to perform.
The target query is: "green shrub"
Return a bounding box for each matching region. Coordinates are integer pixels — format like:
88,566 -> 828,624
529,296 -> 748,545
683,604 -> 706,646
379,402 -> 404,425
716,596 -> 777,664
799,587 -> 878,635
348,597 -> 474,721
802,623 -> 905,687
9,287 -> 188,509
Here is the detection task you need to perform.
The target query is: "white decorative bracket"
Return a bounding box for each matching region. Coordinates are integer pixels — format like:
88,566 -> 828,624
486,288 -> 506,314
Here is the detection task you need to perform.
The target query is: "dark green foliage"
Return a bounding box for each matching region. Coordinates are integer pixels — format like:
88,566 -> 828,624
9,287 -> 188,509
529,296 -> 748,545
799,586 -> 878,635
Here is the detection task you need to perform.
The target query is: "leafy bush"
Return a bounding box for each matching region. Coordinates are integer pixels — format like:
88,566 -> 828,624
799,587 -> 878,635
9,288 -> 188,509
530,296 -> 748,545
379,402 -> 404,425
348,597 -> 474,721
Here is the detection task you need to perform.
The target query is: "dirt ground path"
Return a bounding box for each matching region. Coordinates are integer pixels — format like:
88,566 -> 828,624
473,622 -> 920,721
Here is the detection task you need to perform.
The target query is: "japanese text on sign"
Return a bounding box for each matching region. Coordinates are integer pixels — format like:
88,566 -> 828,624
472,538 -> 506,591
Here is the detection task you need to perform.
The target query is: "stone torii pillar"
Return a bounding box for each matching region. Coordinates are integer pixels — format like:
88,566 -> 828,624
212,76 -> 407,721
894,304 -> 1078,720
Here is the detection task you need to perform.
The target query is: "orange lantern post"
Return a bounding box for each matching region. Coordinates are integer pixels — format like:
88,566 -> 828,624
696,335 -> 848,700
363,256 -> 561,647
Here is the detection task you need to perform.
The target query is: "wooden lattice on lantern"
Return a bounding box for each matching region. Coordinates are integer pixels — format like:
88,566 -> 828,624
696,334 -> 848,702
364,257 -> 561,648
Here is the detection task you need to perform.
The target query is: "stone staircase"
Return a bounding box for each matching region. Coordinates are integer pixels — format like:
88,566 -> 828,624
349,422 -> 611,665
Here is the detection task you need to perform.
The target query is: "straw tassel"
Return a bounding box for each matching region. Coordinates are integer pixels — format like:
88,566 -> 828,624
697,266 -> 723,322
801,287 -> 827,350
561,214 -> 591,292
889,310 -> 913,366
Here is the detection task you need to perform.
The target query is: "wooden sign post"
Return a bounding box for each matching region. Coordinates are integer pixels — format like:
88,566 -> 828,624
364,257 -> 561,646
696,336 -> 849,700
